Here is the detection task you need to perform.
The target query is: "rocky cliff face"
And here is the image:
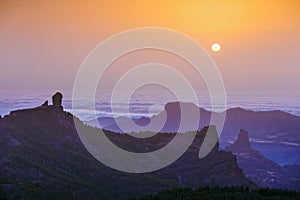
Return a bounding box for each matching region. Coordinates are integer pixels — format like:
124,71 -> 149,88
225,129 -> 300,190
0,93 -> 254,199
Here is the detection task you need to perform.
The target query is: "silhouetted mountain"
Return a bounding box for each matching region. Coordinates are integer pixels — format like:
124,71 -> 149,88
225,129 -> 300,190
0,94 -> 254,199
87,102 -> 300,165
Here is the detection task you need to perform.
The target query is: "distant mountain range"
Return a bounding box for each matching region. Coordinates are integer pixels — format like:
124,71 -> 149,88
86,102 -> 300,165
0,96 -> 255,199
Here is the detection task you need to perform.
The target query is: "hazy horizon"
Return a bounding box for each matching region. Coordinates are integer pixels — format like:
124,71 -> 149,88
1,89 -> 300,122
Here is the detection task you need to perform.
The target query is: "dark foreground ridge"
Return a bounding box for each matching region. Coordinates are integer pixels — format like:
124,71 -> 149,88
0,93 -> 255,199
132,186 -> 300,200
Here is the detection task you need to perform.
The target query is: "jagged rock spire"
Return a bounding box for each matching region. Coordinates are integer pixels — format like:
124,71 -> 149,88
225,129 -> 252,153
52,92 -> 63,107
235,129 -> 251,148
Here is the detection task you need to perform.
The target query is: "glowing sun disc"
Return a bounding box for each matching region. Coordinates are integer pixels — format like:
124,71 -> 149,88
211,43 -> 221,52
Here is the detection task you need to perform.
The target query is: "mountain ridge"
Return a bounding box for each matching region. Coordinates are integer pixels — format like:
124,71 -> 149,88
0,93 -> 255,199
86,101 -> 300,165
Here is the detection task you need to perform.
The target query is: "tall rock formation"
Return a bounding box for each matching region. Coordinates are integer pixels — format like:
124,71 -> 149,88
52,92 -> 63,109
225,129 -> 300,190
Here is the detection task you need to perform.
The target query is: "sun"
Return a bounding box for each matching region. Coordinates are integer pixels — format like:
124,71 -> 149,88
211,43 -> 221,52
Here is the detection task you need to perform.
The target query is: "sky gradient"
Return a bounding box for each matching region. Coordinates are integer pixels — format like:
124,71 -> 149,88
1,0 -> 299,92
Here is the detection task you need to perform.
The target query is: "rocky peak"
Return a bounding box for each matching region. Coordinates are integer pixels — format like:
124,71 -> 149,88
225,129 -> 252,153
236,129 -> 251,148
7,92 -> 64,117
52,92 -> 63,108
224,129 -> 294,190
164,102 -> 199,114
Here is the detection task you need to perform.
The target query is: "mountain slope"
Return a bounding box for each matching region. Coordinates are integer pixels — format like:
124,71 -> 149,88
0,107 -> 180,199
87,102 -> 300,165
0,97 -> 254,199
225,129 -> 300,190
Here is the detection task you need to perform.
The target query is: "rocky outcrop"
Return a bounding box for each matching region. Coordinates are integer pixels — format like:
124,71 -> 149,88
52,92 -> 63,107
7,92 -> 64,117
225,129 -> 300,190
42,100 -> 48,106
226,129 -> 251,151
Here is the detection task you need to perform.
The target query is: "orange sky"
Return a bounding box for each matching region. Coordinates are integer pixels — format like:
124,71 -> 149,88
0,0 -> 299,91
